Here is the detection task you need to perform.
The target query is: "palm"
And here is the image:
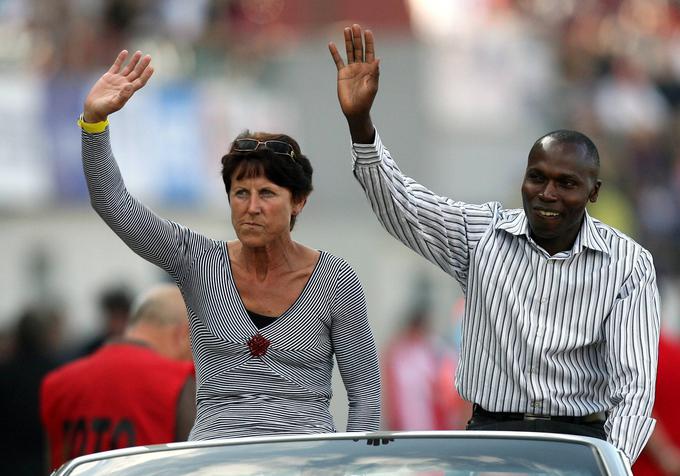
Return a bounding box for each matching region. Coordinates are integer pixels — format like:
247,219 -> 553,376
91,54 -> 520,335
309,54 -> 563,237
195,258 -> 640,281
86,73 -> 135,119
337,62 -> 379,119
83,50 -> 154,122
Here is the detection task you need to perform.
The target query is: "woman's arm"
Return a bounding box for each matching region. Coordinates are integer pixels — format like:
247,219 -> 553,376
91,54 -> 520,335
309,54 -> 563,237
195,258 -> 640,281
81,51 -> 210,279
330,261 -> 381,431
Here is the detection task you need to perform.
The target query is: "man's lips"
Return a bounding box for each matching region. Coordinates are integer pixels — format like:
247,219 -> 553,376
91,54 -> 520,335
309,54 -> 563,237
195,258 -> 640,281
533,207 -> 561,219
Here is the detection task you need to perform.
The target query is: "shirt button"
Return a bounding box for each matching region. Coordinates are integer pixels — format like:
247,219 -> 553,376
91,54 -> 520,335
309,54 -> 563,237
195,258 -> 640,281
541,297 -> 548,303
530,401 -> 542,409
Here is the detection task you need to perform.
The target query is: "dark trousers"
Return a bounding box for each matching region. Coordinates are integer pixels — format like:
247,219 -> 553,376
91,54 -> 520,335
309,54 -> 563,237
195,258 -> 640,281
466,406 -> 607,441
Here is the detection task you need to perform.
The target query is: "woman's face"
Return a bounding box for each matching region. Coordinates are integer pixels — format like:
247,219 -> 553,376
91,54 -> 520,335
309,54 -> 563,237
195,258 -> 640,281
229,174 -> 303,247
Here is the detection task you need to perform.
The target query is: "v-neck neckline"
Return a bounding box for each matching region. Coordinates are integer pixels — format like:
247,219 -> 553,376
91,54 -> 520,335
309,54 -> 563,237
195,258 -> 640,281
225,243 -> 324,331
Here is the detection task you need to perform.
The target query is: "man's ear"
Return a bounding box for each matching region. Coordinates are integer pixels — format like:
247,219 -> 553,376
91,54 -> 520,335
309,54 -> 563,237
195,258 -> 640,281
589,180 -> 602,203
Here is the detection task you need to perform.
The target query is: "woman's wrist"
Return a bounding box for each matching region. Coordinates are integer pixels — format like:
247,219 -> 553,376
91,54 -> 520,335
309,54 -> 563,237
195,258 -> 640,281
78,113 -> 109,133
82,110 -> 107,123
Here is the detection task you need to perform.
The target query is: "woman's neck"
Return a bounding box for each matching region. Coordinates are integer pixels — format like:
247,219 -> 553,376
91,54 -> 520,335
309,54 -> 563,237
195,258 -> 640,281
231,239 -> 300,281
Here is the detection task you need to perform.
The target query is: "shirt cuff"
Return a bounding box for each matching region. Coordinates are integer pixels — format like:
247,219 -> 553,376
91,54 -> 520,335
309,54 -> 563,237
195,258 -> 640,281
77,114 -> 109,134
351,129 -> 383,166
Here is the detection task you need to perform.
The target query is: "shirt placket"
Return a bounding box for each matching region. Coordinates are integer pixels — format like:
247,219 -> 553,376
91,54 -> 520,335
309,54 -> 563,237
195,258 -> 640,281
526,256 -> 552,414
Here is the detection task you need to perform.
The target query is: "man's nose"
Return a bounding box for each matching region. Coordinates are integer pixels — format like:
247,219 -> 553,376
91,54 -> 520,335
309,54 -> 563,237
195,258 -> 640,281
538,182 -> 557,201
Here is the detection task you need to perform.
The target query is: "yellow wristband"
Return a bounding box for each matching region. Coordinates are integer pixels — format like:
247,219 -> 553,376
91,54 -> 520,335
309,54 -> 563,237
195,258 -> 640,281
77,114 -> 109,134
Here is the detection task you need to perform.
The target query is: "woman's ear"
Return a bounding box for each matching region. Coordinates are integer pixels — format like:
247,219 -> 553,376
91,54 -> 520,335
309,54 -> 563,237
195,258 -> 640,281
292,197 -> 307,216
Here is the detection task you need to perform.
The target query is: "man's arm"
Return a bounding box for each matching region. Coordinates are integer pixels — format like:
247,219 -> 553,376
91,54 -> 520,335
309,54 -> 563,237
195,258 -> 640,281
329,25 -> 496,283
604,249 -> 660,463
175,376 -> 196,440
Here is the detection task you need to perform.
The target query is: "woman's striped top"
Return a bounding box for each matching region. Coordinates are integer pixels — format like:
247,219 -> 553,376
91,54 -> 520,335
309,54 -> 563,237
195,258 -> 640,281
81,127 -> 381,440
351,129 -> 659,463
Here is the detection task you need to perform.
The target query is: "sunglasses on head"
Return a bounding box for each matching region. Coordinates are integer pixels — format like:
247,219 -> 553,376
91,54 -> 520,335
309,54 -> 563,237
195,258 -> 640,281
232,139 -> 296,160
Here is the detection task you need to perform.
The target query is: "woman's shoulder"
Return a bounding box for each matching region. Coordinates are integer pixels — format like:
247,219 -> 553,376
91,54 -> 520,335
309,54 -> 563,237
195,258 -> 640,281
313,249 -> 359,275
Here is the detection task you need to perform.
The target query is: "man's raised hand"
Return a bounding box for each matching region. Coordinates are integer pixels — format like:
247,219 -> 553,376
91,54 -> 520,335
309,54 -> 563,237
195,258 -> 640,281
329,24 -> 379,143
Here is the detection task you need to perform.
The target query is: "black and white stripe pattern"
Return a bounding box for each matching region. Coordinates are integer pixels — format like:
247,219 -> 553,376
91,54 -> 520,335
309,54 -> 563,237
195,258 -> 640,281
351,130 -> 659,463
82,128 -> 381,440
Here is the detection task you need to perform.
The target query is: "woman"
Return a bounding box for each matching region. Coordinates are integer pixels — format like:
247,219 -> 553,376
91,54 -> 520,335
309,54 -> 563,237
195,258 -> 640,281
79,50 -> 381,439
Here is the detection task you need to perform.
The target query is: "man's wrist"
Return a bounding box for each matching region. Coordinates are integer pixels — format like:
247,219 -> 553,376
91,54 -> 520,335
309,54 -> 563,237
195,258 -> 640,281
347,116 -> 375,144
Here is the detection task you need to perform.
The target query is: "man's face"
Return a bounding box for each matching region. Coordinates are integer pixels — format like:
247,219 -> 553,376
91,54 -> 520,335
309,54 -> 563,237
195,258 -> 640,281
521,138 -> 601,254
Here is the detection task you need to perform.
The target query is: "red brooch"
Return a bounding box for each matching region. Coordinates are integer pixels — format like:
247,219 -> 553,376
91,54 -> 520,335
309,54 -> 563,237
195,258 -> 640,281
247,333 -> 271,357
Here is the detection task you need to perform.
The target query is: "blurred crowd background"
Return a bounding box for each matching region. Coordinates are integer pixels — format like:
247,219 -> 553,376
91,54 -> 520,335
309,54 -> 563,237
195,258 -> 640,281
2,0 -> 680,472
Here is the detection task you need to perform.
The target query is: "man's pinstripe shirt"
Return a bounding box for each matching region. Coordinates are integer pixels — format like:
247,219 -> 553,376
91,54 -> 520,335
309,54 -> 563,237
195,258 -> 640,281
352,131 -> 659,463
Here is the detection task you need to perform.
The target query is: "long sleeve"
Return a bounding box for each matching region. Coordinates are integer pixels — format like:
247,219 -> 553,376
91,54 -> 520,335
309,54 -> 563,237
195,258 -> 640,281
604,248 -> 660,463
81,127 -> 212,281
351,130 -> 497,289
330,261 -> 381,431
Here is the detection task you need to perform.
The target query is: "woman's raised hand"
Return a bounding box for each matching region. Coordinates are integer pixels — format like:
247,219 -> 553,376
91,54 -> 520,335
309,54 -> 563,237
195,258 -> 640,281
83,50 -> 154,123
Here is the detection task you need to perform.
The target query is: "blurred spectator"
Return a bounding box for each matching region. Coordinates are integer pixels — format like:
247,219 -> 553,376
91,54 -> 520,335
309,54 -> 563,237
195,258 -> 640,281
593,55 -> 670,136
634,331 -> 680,475
40,284 -> 195,471
71,285 -> 133,358
382,305 -> 467,430
0,306 -> 62,475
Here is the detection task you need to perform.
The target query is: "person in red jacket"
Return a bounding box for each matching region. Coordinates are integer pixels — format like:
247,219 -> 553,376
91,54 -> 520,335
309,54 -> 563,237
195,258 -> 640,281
41,284 -> 195,471
634,332 -> 680,475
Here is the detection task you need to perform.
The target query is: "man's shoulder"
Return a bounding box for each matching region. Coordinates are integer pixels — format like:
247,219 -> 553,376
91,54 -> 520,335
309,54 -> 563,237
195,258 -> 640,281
488,204 -> 528,233
497,205 -> 524,218
589,216 -> 652,257
42,353 -> 95,391
455,200 -> 507,220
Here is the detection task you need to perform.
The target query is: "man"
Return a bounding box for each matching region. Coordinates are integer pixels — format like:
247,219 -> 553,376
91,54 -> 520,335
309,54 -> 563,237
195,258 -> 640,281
328,24 -> 659,464
41,284 -> 195,470
74,286 -> 133,357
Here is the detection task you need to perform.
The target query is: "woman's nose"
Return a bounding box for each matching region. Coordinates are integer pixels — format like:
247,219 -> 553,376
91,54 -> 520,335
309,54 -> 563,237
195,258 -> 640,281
247,195 -> 261,212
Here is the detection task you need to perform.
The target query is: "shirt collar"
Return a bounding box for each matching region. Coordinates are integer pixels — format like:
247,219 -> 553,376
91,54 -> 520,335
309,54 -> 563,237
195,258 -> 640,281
496,208 -> 609,256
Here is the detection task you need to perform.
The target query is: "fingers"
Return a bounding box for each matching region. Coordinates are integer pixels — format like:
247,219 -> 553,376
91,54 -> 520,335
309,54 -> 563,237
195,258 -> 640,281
132,65 -> 154,90
352,24 -> 364,63
328,42 -> 345,71
344,27 -> 354,63
120,50 -> 142,76
129,54 -> 152,81
108,50 -> 129,74
340,24 -> 375,65
364,30 -> 376,63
